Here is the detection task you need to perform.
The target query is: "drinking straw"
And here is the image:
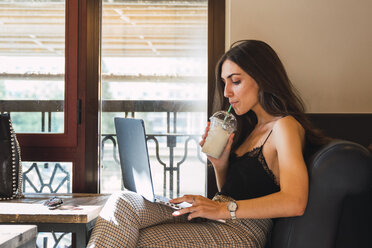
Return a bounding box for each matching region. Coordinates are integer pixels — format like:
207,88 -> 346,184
223,104 -> 233,124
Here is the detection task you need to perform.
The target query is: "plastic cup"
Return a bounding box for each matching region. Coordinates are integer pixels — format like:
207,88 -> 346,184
202,111 -> 237,159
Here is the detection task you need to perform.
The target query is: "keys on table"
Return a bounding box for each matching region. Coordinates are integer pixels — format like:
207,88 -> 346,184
43,196 -> 63,210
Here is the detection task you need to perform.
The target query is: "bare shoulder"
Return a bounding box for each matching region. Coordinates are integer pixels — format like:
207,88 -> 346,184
274,116 -> 304,133
272,116 -> 305,146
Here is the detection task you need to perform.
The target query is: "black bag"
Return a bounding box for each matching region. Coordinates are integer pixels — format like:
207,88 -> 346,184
0,113 -> 23,200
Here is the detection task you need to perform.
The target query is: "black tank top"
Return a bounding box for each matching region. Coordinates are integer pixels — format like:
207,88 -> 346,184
219,131 -> 280,200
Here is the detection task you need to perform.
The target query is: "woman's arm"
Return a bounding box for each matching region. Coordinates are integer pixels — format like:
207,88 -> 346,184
172,116 -> 308,220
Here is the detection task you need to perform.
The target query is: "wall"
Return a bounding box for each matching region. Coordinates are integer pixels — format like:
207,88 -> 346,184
226,0 -> 372,113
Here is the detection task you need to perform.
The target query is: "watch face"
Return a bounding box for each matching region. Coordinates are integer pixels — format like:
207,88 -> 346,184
227,201 -> 237,211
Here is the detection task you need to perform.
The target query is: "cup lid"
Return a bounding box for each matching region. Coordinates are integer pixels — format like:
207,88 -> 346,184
210,111 -> 237,131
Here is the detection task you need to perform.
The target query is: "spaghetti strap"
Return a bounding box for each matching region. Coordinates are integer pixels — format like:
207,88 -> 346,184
262,130 -> 273,147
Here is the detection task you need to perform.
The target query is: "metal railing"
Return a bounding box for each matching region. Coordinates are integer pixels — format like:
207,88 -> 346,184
2,100 -> 206,197
23,162 -> 71,193
102,133 -> 205,198
0,100 -> 64,132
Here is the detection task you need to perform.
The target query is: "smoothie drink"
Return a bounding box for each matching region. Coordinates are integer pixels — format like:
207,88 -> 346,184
202,111 -> 237,159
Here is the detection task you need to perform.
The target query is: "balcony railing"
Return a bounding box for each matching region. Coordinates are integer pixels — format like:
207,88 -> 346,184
102,133 -> 205,198
102,99 -> 207,198
1,99 -> 206,198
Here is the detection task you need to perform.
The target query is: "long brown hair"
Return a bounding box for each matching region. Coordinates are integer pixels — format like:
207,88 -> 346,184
214,40 -> 328,153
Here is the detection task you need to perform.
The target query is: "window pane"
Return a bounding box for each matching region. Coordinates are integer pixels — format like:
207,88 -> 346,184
22,161 -> 72,194
0,0 -> 65,133
100,0 -> 208,198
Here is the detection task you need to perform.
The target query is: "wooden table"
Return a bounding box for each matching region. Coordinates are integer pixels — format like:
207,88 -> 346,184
0,193 -> 110,248
0,225 -> 37,248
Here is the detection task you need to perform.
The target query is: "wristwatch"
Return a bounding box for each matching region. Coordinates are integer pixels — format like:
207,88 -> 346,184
227,201 -> 238,220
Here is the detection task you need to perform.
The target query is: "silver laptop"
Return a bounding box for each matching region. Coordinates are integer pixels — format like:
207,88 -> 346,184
114,117 -> 190,210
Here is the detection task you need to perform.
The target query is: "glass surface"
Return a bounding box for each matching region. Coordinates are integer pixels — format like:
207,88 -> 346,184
100,0 -> 208,197
22,161 -> 72,194
37,232 -> 71,248
0,0 -> 65,133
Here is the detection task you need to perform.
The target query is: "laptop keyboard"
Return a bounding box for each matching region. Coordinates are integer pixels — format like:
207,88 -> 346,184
155,195 -> 183,210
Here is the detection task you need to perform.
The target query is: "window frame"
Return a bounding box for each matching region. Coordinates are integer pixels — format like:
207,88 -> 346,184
17,0 -> 78,148
15,0 -> 83,193
207,0 -> 225,198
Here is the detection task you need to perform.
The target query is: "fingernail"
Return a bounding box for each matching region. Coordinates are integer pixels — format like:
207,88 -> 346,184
173,211 -> 180,216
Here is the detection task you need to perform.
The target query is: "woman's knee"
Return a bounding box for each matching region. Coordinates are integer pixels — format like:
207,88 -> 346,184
99,191 -> 143,224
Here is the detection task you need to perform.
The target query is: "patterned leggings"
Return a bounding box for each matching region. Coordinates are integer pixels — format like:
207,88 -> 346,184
87,191 -> 272,248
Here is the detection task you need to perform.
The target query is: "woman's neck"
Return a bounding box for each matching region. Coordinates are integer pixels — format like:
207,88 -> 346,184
252,104 -> 279,128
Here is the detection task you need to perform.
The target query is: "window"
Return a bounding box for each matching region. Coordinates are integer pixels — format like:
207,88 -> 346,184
0,0 -> 225,195
0,1 -> 65,132
0,0 -> 78,147
0,0 -> 80,198
100,0 -> 209,197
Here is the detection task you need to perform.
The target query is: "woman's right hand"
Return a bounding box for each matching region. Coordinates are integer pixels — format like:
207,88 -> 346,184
199,122 -> 235,171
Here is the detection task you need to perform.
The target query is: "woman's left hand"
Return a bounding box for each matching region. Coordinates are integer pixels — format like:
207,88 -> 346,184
170,195 -> 228,221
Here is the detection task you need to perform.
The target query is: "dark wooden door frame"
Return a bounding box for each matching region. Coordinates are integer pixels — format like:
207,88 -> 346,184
78,0 -> 101,193
18,0 -> 83,193
207,0 -> 226,198
19,0 -> 79,149
16,0 -> 96,193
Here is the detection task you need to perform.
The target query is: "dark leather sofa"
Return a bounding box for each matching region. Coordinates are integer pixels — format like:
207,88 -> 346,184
267,140 -> 372,248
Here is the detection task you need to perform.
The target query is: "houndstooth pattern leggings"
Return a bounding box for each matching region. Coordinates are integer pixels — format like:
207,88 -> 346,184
87,191 -> 272,248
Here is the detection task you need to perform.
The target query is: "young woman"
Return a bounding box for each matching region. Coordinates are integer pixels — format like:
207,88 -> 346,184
87,40 -> 326,248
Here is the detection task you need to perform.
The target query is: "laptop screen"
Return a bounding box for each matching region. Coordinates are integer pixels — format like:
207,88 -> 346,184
114,117 -> 155,202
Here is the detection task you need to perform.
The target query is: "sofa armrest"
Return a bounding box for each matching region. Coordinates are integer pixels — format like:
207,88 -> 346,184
270,140 -> 372,248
